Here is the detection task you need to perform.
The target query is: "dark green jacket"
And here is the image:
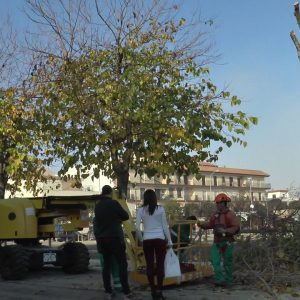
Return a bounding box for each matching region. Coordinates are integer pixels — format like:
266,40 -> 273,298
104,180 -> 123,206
171,223 -> 191,244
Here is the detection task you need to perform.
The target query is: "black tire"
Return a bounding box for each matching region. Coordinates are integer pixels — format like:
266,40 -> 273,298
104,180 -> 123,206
62,242 -> 90,274
28,251 -> 44,271
0,245 -> 29,280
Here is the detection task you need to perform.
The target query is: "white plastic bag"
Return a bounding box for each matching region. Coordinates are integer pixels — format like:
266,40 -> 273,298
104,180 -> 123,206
164,248 -> 181,278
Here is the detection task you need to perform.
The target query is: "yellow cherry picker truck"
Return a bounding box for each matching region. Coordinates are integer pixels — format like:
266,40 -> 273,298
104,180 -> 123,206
0,191 -> 213,283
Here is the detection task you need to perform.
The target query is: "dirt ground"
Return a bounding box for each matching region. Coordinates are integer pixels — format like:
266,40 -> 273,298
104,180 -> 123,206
0,241 -> 296,300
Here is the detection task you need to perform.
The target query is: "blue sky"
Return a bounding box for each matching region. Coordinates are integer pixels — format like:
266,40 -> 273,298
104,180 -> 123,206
1,0 -> 299,189
186,0 -> 300,189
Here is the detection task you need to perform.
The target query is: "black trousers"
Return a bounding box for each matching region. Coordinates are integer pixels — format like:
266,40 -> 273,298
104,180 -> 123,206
143,238 -> 167,291
96,237 -> 130,295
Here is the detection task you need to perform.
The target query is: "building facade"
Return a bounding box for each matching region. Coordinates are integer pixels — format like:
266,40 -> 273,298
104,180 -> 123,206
5,170 -> 63,198
127,163 -> 270,206
267,189 -> 288,200
267,189 -> 299,203
5,163 -> 271,208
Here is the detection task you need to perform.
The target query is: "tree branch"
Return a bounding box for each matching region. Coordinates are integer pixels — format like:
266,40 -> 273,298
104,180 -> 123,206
294,2 -> 300,28
291,2 -> 300,60
290,31 -> 300,60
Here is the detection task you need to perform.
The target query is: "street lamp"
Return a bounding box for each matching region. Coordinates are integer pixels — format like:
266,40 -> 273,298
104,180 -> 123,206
247,177 -> 253,207
209,169 -> 219,199
248,177 -> 254,229
265,199 -> 269,227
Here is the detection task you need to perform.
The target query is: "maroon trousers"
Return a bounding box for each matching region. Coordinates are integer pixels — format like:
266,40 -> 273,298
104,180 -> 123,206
143,238 -> 167,291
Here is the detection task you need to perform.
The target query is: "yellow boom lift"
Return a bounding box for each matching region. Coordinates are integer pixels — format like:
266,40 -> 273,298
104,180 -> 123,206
0,191 -> 213,283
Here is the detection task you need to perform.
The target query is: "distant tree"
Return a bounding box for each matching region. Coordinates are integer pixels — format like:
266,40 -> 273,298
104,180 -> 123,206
0,18 -> 50,198
290,2 -> 300,60
163,201 -> 183,221
288,184 -> 300,201
183,203 -> 200,218
25,0 -> 258,196
198,201 -> 215,218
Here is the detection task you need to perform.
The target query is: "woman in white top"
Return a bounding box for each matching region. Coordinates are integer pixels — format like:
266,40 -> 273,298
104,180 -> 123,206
136,189 -> 172,300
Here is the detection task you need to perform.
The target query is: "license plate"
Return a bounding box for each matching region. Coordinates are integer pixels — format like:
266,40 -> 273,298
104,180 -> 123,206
43,252 -> 57,263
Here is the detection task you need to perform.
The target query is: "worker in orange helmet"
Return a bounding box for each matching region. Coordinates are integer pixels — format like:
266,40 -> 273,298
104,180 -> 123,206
198,193 -> 240,288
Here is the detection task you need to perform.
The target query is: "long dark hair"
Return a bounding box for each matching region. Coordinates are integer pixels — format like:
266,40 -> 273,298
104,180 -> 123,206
143,189 -> 158,215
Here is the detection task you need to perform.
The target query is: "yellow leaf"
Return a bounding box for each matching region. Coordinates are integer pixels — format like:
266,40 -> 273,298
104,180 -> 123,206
276,249 -> 285,259
5,89 -> 14,98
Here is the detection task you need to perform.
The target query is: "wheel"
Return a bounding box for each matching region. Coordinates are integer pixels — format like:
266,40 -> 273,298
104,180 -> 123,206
62,242 -> 90,274
28,251 -> 44,271
0,245 -> 29,280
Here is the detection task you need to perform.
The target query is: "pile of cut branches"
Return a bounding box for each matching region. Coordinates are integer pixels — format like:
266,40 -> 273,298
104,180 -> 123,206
234,221 -> 300,295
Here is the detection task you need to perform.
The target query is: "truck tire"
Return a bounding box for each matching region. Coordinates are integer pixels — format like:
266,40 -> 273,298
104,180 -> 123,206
0,245 -> 29,280
62,242 -> 90,274
28,251 -> 44,271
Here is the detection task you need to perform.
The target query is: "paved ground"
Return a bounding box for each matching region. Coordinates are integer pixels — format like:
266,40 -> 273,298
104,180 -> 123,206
0,241 -> 297,300
0,260 -> 272,300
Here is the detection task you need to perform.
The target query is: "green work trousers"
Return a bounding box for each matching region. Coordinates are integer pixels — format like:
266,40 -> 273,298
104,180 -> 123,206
99,253 -> 122,291
210,240 -> 234,285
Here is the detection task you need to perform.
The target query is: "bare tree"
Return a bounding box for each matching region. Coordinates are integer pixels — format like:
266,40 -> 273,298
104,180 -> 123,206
288,184 -> 300,201
0,18 -> 20,88
24,0 -> 215,64
24,0 -> 94,61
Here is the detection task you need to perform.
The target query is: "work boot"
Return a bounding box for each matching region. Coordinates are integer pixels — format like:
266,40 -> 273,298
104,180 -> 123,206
151,291 -> 159,300
156,291 -> 166,300
225,282 -> 234,289
214,281 -> 227,288
105,292 -> 116,299
123,292 -> 135,299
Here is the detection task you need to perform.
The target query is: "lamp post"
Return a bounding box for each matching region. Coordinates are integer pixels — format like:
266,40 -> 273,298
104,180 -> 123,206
265,199 -> 269,227
209,169 -> 219,200
248,177 -> 254,229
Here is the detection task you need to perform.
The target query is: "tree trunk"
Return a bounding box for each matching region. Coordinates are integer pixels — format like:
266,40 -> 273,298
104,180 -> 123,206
115,169 -> 129,199
0,167 -> 8,199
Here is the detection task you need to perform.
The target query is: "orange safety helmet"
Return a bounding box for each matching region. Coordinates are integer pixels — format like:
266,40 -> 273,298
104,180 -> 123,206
215,193 -> 231,203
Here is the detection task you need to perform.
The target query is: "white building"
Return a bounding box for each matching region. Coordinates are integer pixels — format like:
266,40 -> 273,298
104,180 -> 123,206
267,189 -> 298,204
5,169 -> 63,198
6,163 -> 271,210
4,167 -> 111,198
66,166 -> 113,193
267,189 -> 288,200
127,162 -> 270,206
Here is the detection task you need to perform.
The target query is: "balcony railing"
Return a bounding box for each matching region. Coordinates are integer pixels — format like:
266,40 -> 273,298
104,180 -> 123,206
131,176 -> 271,189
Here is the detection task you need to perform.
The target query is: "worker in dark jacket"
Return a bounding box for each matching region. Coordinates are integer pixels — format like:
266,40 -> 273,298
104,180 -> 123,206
198,193 -> 240,287
94,185 -> 132,299
93,218 -> 122,292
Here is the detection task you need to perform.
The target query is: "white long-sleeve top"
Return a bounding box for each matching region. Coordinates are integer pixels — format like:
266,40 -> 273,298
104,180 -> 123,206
136,205 -> 172,245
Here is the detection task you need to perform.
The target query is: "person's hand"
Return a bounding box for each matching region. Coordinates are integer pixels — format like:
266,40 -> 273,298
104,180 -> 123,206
197,221 -> 204,228
218,227 -> 226,234
167,243 -> 173,249
214,226 -> 226,235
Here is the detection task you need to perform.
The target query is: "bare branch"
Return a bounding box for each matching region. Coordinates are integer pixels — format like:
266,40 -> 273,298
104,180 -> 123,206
291,2 -> 300,60
290,31 -> 300,60
294,2 -> 300,28
0,17 -> 24,87
24,0 -> 95,60
95,0 -> 118,43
